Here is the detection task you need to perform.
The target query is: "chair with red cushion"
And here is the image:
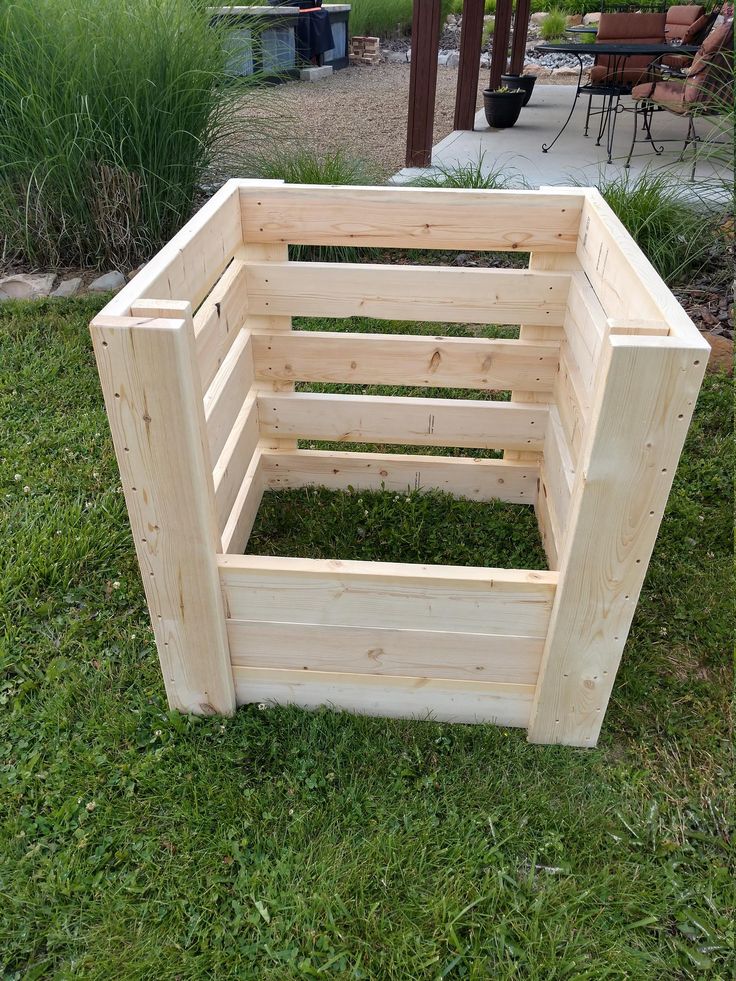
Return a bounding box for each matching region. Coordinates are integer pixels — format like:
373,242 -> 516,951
663,4 -> 717,70
626,19 -> 733,178
588,12 -> 668,86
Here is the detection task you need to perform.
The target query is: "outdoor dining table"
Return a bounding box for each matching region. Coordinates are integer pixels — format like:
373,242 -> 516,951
534,41 -> 699,162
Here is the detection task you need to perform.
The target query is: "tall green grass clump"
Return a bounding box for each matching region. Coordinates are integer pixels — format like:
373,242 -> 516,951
539,8 -> 568,41
598,171 -> 724,285
0,0 -> 247,269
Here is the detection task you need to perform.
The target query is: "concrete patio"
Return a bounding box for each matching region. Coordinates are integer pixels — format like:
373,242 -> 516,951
395,83 -> 730,192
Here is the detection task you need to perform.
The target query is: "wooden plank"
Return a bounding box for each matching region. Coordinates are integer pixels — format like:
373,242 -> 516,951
454,0 -> 485,130
232,665 -> 534,726
243,261 -> 570,327
576,189 -> 703,343
257,392 -> 549,452
509,0 -> 532,75
528,335 -> 708,746
219,555 -> 557,637
260,449 -> 539,505
554,343 -> 590,466
99,181 -> 243,318
563,271 -> 609,400
535,476 -> 559,571
406,0 -> 442,167
220,447 -> 265,555
194,259 -> 250,393
252,331 -> 560,393
89,314 -> 235,715
227,620 -> 543,685
239,183 -> 585,253
203,329 -> 254,468
539,405 -> 575,556
213,393 -> 260,530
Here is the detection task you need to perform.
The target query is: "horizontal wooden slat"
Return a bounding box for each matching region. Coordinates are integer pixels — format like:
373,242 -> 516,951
194,259 -> 250,393
539,405 -> 575,553
227,620 -> 543,685
213,394 -> 259,529
218,555 -> 557,637
577,189 -> 706,345
220,447 -> 265,555
244,261 -> 570,326
232,665 -> 534,726
252,331 -> 560,392
203,330 -> 254,467
554,344 -> 590,467
239,182 -> 584,252
100,180 -> 243,318
260,449 -> 538,504
564,271 -> 608,401
258,392 -> 548,452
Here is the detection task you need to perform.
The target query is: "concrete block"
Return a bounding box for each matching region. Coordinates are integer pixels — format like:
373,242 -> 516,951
299,65 -> 333,82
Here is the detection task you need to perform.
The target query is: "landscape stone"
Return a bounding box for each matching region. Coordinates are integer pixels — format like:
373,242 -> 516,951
447,51 -> 460,68
51,277 -> 82,299
530,12 -> 548,24
88,270 -> 126,292
583,12 -> 602,24
0,272 -> 55,301
299,65 -> 333,82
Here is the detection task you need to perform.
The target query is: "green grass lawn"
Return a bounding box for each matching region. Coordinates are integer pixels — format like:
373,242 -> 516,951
1,297 -> 733,979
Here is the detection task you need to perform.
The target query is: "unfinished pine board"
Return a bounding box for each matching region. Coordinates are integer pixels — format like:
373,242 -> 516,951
105,182 -> 243,318
203,329 -> 254,467
227,620 -> 543,685
258,392 -> 548,452
194,258 -> 250,393
232,666 -> 534,726
239,182 -> 584,252
529,336 -> 708,746
243,261 -> 570,326
213,393 -> 260,531
220,446 -> 266,556
260,449 -> 539,504
90,314 -> 234,715
218,556 -> 557,638
252,331 -> 560,393
91,180 -> 708,744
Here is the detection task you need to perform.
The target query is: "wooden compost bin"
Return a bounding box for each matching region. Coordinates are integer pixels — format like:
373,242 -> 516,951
90,180 -> 708,747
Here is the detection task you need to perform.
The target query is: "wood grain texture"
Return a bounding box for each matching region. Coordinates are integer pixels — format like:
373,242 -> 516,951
220,446 -> 265,556
232,665 -> 534,726
218,555 -> 557,638
576,189 -> 708,346
243,261 -> 570,326
239,183 -> 584,253
194,258 -> 250,394
227,620 -> 543,685
260,448 -> 539,504
203,329 -> 254,467
89,314 -> 235,715
258,392 -> 549,452
528,335 -> 708,746
213,393 -> 260,532
252,331 -> 560,392
100,180 -> 243,318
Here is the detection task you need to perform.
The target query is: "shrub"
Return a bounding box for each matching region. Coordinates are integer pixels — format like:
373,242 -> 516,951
597,172 -> 724,285
349,0 -> 456,38
539,8 -> 569,41
0,0 -> 252,269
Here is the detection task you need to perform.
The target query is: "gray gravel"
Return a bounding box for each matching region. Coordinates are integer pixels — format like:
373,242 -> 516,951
237,64 -> 576,181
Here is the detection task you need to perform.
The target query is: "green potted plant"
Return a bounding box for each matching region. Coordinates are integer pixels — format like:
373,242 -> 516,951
482,86 -> 525,128
500,73 -> 536,106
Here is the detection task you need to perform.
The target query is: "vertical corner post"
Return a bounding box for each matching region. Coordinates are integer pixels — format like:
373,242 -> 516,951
528,334 -> 707,746
489,0 -> 513,89
509,0 -> 531,76
406,0 -> 442,167
90,313 -> 236,716
454,0 -> 485,131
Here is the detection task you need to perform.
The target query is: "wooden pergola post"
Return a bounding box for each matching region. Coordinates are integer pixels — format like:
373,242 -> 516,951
405,0 -> 442,167
489,0 -> 514,89
509,0 -> 532,75
453,0 -> 486,131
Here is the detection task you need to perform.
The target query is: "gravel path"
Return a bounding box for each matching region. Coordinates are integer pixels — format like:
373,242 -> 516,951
240,64 -> 572,181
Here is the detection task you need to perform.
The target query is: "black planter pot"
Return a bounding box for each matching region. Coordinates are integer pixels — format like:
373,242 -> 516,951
500,73 -> 536,107
482,89 -> 525,129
